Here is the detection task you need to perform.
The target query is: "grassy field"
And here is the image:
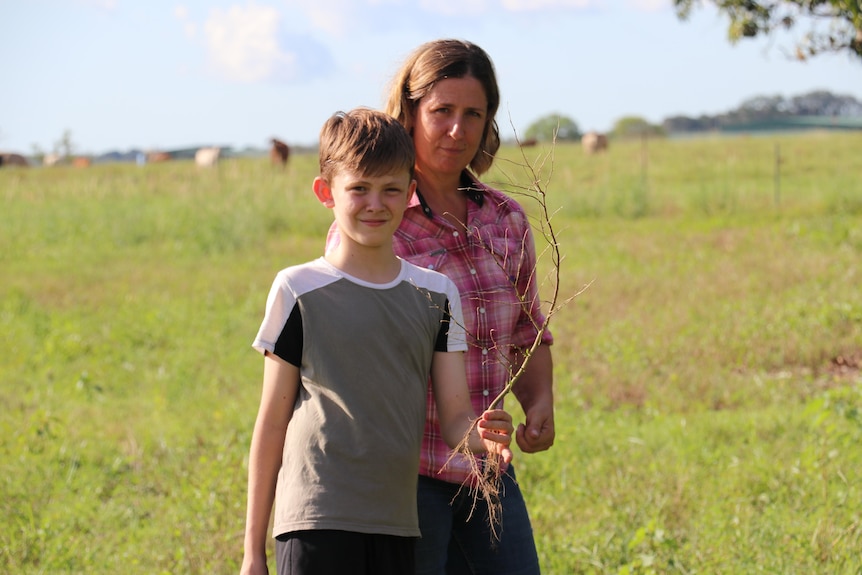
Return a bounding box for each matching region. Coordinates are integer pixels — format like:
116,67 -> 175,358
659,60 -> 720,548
2,131 -> 861,574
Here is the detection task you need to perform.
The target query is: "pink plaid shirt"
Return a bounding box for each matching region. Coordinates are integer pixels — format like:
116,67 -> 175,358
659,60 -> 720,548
326,172 -> 553,484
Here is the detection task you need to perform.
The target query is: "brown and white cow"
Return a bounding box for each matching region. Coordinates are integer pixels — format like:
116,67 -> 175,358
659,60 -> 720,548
195,147 -> 221,167
72,157 -> 92,168
270,138 -> 290,168
581,131 -> 609,154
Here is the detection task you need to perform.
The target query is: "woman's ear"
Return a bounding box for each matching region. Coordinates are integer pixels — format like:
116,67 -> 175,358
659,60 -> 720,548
313,177 -> 334,208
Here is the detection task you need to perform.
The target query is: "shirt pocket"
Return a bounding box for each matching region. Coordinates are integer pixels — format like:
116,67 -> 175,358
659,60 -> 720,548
470,222 -> 531,287
395,236 -> 450,273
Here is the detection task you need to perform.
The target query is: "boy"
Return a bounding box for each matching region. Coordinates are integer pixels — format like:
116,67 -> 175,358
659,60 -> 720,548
239,108 -> 514,575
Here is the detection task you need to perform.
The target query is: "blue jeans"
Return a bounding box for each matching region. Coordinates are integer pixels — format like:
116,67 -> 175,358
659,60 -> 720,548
415,467 -> 541,575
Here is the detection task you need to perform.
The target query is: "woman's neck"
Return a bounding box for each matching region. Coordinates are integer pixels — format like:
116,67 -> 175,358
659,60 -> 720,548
415,168 -> 468,227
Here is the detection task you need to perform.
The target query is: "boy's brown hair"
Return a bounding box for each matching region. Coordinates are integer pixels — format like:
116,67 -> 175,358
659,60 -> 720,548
318,108 -> 415,182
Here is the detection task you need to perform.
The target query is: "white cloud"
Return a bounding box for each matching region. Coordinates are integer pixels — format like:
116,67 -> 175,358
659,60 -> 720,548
203,3 -> 297,83
419,0 -> 490,16
297,0 -> 357,36
175,5 -> 197,39
626,0 -> 669,12
183,22 -> 198,39
501,0 -> 600,9
76,0 -> 118,10
419,0 -> 603,15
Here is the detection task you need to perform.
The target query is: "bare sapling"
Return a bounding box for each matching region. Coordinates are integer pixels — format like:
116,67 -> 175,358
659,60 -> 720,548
440,129 -> 590,541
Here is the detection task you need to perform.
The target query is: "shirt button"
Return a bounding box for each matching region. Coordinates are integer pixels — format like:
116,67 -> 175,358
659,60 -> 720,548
469,268 -> 477,275
481,348 -> 489,356
483,389 -> 490,397
478,307 -> 485,314
428,265 -> 435,270
452,231 -> 459,237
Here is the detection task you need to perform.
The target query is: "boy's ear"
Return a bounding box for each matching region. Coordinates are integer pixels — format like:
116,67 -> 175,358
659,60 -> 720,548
313,177 -> 334,208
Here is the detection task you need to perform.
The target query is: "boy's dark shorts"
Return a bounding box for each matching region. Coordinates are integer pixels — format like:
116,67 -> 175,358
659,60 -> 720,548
276,529 -> 416,575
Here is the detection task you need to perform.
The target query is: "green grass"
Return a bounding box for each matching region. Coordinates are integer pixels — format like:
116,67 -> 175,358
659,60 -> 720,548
2,131 -> 861,574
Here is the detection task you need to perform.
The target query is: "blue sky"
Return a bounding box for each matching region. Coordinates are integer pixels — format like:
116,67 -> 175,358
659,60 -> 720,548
2,0 -> 859,155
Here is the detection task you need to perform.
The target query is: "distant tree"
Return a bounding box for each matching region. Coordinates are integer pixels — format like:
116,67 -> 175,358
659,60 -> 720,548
674,0 -> 862,61
660,89 -> 862,134
611,116 -> 665,139
523,114 -> 581,142
787,90 -> 862,115
31,143 -> 45,165
55,129 -> 75,159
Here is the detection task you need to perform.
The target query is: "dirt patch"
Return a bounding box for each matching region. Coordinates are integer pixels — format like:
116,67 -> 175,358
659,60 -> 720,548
826,351 -> 862,379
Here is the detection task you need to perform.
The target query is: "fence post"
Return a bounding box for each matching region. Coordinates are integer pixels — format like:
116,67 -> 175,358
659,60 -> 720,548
774,143 -> 781,208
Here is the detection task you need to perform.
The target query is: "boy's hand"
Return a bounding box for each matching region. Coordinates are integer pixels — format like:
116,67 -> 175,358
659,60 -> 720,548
476,409 -> 514,465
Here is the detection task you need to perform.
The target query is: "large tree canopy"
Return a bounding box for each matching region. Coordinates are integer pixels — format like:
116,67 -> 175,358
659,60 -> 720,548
611,116 -> 665,139
674,0 -> 862,61
523,114 -> 581,142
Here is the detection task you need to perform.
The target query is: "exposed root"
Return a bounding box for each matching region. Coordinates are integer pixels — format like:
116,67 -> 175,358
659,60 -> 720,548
443,432 -> 506,543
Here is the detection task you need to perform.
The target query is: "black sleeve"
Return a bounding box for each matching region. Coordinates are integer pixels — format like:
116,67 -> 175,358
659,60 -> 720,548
434,298 -> 452,352
272,303 -> 303,367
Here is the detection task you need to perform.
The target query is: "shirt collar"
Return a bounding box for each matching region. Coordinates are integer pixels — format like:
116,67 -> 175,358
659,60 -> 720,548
413,170 -> 485,219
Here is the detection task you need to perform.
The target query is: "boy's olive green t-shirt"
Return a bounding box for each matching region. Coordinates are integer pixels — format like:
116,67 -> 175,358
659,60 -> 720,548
252,257 -> 466,538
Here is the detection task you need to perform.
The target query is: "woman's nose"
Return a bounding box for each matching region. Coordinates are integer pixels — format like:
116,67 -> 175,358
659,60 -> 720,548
447,118 -> 464,139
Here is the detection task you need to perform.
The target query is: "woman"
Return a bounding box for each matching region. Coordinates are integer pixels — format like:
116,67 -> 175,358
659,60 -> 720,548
329,39 -> 555,574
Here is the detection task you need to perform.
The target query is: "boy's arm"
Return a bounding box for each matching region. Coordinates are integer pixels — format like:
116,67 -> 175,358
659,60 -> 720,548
240,352 -> 299,575
430,351 -> 513,462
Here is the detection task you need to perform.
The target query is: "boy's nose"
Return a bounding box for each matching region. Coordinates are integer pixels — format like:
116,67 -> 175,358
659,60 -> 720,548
366,192 -> 385,209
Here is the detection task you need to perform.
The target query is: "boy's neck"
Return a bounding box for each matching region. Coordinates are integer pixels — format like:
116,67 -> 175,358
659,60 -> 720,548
325,244 -> 402,284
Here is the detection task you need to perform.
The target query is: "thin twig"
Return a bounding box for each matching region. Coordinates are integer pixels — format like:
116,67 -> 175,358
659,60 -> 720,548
442,124 -> 590,541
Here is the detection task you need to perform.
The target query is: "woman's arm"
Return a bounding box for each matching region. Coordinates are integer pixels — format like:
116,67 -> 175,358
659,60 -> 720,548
512,343 -> 555,453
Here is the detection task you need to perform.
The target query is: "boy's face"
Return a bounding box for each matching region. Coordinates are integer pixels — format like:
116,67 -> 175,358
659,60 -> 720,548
314,168 -> 416,250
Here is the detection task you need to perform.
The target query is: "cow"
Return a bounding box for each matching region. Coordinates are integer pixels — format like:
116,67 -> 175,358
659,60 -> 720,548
72,157 -> 92,168
0,153 -> 29,167
147,151 -> 172,163
43,153 -> 61,166
195,147 -> 220,167
270,138 -> 290,168
581,131 -> 609,154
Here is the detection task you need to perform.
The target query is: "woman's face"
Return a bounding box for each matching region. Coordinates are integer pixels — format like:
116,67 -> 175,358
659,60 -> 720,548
412,75 -> 488,179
